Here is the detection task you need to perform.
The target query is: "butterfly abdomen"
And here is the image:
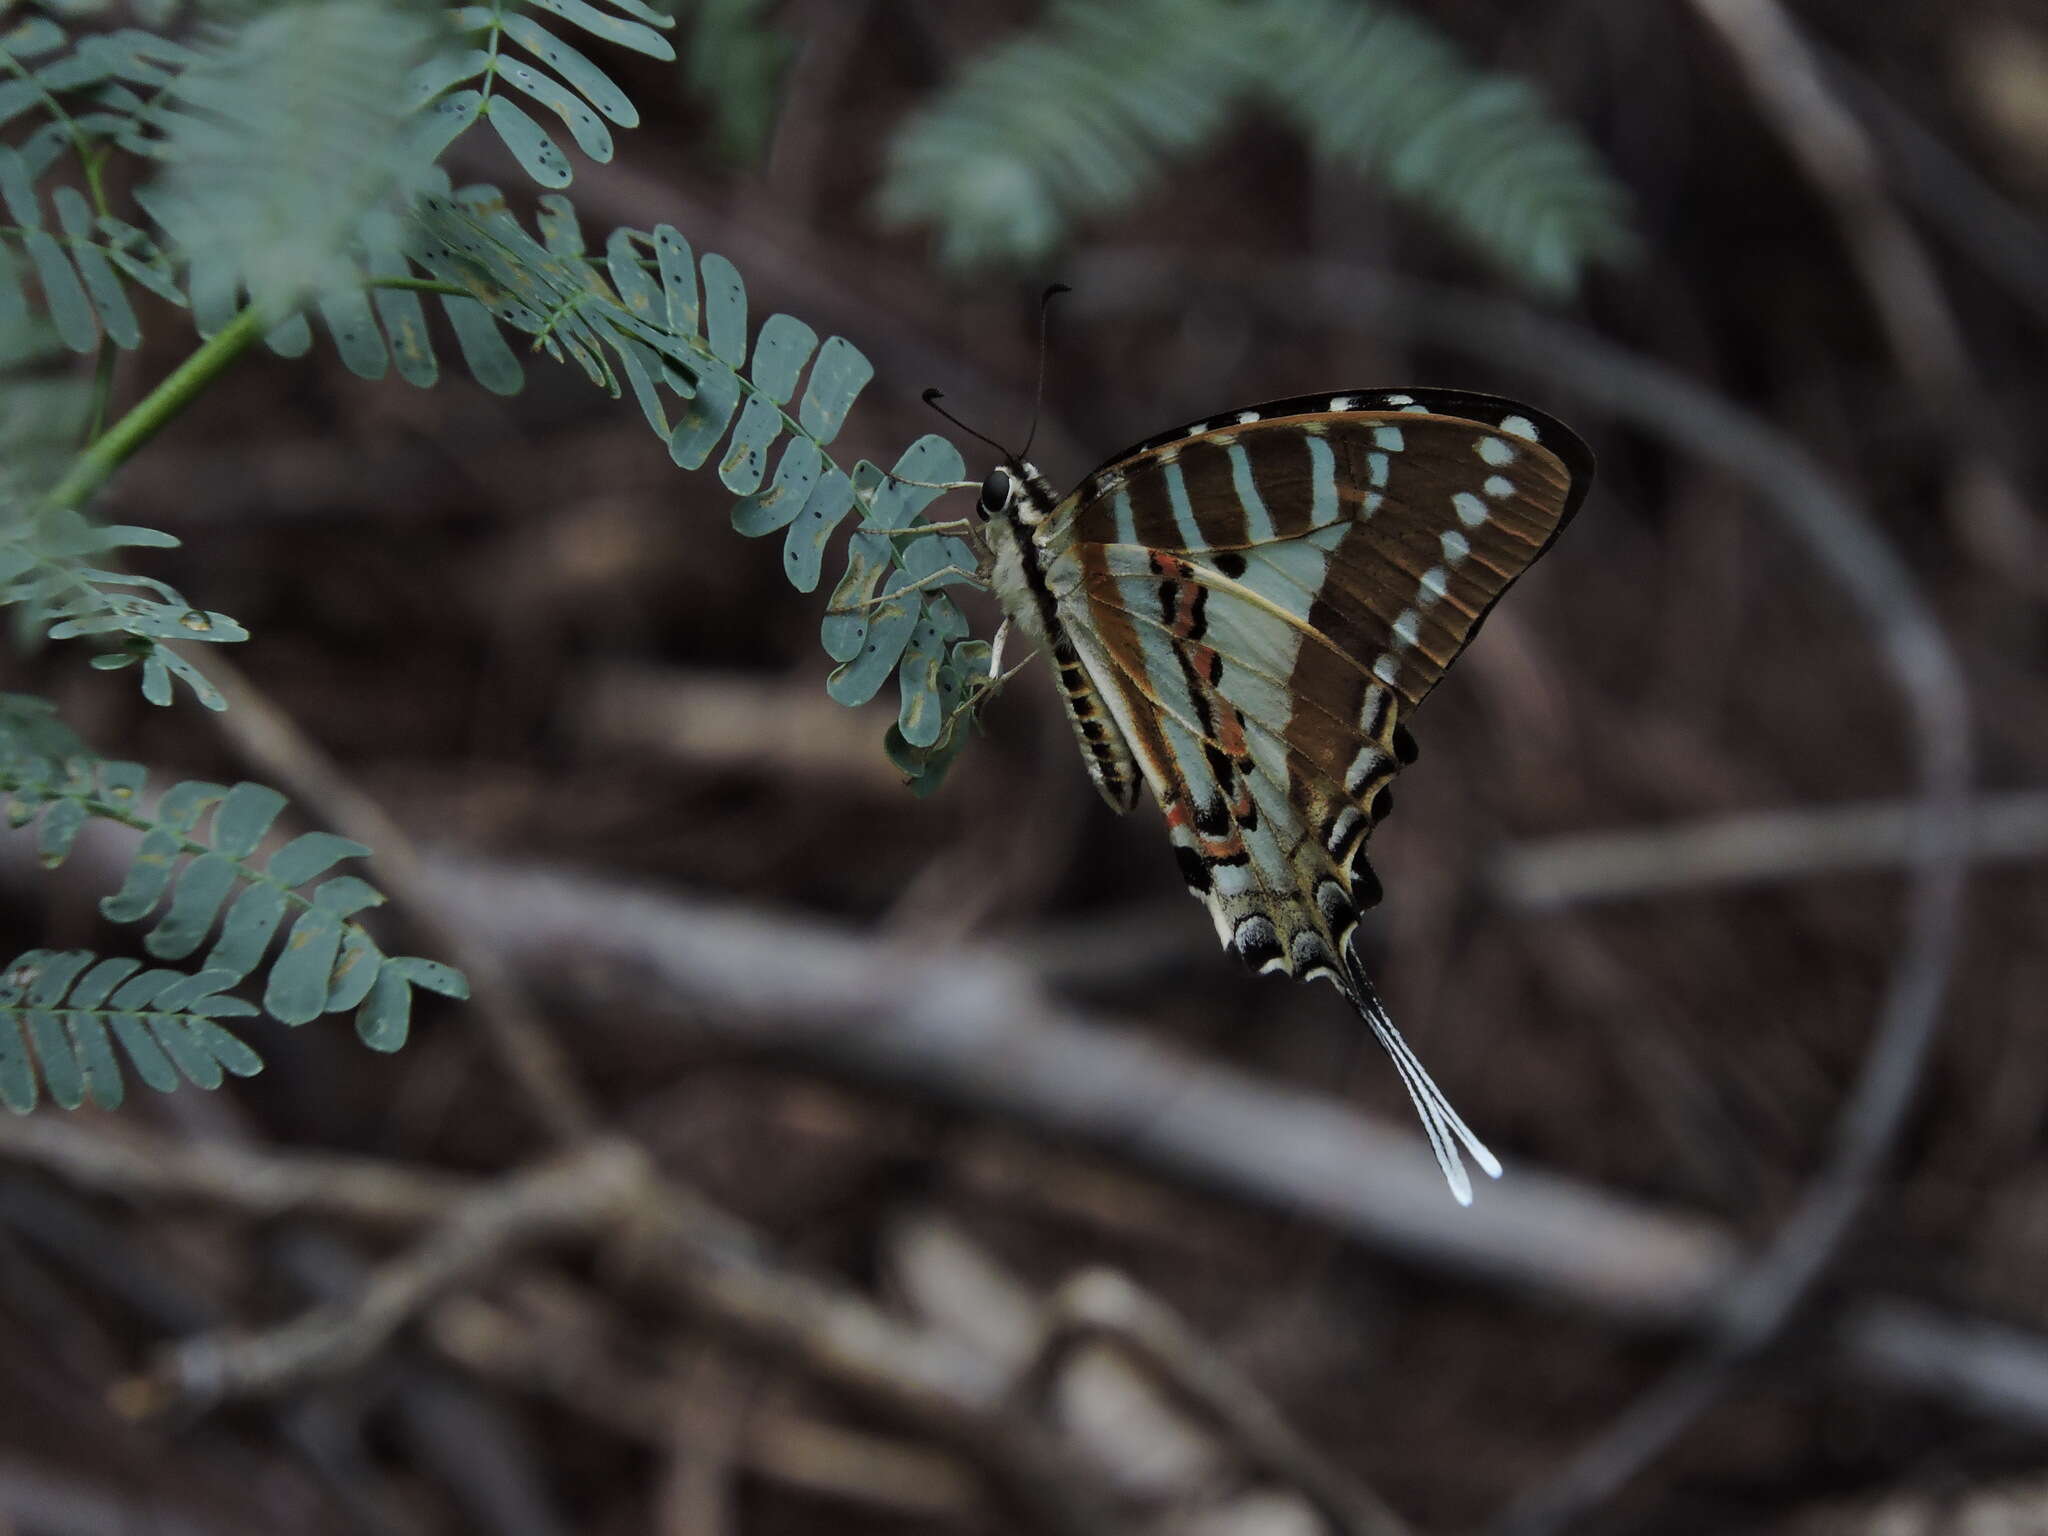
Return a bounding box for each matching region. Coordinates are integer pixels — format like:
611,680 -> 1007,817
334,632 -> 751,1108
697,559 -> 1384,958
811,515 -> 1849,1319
981,470 -> 1143,814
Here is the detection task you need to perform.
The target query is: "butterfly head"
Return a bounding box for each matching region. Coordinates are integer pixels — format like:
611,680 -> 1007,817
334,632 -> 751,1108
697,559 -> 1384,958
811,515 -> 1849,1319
975,460 -> 1059,529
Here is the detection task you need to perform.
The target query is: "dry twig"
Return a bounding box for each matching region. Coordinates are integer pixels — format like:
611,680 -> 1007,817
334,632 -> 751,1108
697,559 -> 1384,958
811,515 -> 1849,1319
120,1140 -> 648,1414
1493,792 -> 2048,909
414,851 -> 1741,1324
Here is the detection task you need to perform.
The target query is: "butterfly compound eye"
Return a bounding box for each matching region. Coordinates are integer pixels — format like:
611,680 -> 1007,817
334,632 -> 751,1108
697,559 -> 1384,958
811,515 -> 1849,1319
977,466 -> 1015,519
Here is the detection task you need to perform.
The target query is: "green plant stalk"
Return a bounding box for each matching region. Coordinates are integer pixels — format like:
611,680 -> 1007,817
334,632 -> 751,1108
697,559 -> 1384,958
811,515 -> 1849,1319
41,306 -> 269,515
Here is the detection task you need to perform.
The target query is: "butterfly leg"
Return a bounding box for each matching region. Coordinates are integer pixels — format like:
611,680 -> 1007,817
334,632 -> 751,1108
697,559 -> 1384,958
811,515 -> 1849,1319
856,518 -> 978,537
823,563 -> 983,615
931,623 -> 1035,740
877,477 -> 979,494
982,621 -> 1039,691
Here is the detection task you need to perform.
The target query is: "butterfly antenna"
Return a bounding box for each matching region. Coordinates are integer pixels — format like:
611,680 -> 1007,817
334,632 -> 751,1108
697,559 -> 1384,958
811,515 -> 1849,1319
1018,282 -> 1070,462
921,388 -> 1014,460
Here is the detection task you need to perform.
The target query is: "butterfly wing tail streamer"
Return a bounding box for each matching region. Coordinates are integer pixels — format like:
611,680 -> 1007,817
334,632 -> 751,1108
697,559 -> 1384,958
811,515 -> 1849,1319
1347,968 -> 1502,1206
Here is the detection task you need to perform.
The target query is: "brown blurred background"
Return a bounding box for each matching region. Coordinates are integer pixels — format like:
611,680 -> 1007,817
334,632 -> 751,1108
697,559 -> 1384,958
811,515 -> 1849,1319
5,1 -> 2048,1533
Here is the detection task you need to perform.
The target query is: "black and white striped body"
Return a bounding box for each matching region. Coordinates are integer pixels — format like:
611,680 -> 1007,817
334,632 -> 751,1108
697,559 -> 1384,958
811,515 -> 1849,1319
978,460 -> 1140,813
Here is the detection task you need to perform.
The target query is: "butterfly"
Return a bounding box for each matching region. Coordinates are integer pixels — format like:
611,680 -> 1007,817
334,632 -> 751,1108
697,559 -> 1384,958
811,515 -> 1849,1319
969,388 -> 1593,1203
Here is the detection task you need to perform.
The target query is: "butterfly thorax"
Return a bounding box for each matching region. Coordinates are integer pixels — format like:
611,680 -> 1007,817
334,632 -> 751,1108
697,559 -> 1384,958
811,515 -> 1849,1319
975,461 -> 1057,646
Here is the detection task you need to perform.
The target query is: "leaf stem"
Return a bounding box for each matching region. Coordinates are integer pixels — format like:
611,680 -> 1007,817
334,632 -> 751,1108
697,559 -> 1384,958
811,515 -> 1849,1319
41,306 -> 268,514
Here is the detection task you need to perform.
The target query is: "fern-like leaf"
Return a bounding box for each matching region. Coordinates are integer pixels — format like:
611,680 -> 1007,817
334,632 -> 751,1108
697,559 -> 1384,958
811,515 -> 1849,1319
5,7 -> 991,786
0,694 -> 471,1105
135,1 -> 440,319
411,0 -> 675,188
875,0 -> 1635,295
1250,0 -> 1635,293
876,0 -> 1240,271
397,192 -> 991,779
0,948 -> 264,1111
0,506 -> 245,710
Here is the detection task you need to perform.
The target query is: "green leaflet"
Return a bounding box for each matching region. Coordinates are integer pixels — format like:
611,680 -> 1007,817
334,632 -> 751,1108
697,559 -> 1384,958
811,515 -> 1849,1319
425,2 -> 673,186
485,94 -> 572,186
731,437 -> 823,537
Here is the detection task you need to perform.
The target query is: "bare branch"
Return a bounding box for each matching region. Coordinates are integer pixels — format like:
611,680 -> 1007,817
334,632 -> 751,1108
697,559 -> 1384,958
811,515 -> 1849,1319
120,1141 -> 648,1415
0,1114 -> 469,1227
415,851 -> 1743,1326
1492,792 -> 2048,909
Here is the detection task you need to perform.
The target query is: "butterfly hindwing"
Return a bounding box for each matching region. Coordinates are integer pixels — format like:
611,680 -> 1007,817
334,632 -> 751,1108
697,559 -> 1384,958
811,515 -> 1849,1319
1055,544 -> 1398,909
1057,566 -> 1503,1203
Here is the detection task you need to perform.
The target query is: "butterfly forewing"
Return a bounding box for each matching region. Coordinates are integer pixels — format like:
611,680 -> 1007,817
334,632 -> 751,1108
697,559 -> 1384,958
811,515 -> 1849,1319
991,387 -> 1592,1202
1062,390 -> 1589,710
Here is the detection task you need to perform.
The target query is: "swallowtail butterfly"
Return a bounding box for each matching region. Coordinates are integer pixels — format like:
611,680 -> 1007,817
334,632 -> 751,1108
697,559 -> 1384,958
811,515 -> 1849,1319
974,388 -> 1593,1203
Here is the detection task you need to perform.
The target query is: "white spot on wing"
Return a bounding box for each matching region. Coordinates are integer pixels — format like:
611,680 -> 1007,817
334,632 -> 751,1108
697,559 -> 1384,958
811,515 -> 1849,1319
1392,610 -> 1420,648
1419,566 -> 1449,603
1227,442 -> 1277,542
1453,491 -> 1489,528
1441,529 -> 1471,565
1163,461 -> 1203,549
1184,420 -> 1209,438
1373,425 -> 1405,452
1212,861 -> 1253,898
1305,434 -> 1338,529
1236,409 -> 1261,424
1326,805 -> 1363,853
1330,394 -> 1359,411
1373,653 -> 1400,686
1484,475 -> 1514,499
1345,744 -> 1384,794
1357,684 -> 1387,733
1383,393 -> 1413,405
1477,436 -> 1516,466
1368,452 -> 1390,487
1500,414 -> 1539,441
1363,492 -> 1384,517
